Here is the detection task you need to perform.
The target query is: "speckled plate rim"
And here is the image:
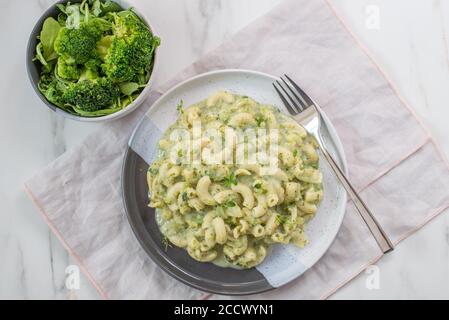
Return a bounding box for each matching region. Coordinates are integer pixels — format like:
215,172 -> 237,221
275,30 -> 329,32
122,69 -> 348,295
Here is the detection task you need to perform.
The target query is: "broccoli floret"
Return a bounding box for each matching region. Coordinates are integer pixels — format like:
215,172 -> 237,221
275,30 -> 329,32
96,35 -> 114,60
103,10 -> 159,82
54,21 -> 103,64
103,37 -> 135,81
63,78 -> 119,112
56,57 -> 80,80
79,67 -> 99,81
83,56 -> 103,78
85,57 -> 102,70
112,10 -> 148,38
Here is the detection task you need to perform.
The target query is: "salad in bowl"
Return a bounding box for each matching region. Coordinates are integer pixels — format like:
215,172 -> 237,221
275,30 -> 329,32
28,0 -> 160,120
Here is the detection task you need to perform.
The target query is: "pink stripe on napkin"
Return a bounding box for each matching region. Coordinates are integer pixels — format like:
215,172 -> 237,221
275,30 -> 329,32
25,0 -> 449,299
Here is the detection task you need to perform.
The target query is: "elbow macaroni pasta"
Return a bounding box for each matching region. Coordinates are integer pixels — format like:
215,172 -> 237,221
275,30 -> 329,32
147,92 -> 324,269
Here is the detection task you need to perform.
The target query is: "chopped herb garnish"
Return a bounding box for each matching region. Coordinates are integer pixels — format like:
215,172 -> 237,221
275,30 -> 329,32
293,149 -> 298,157
176,99 -> 184,114
254,183 -> 262,189
177,149 -> 183,157
148,167 -> 158,174
181,192 -> 188,201
224,200 -> 236,208
275,214 -> 288,225
223,172 -> 238,187
255,115 -> 265,127
162,235 -> 171,251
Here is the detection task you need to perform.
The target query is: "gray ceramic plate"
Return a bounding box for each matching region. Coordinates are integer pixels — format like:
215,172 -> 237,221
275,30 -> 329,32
122,69 -> 348,295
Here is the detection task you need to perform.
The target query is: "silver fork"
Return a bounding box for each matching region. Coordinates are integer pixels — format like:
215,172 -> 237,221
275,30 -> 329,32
273,75 -> 394,254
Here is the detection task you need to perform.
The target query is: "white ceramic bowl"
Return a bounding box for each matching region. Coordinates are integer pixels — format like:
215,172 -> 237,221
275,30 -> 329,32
26,0 -> 159,122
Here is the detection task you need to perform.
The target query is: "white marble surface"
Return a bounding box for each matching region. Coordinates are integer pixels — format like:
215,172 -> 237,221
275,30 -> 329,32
0,0 -> 448,299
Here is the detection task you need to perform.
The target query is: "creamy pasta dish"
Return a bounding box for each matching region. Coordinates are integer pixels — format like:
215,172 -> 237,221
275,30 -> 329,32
147,91 -> 323,268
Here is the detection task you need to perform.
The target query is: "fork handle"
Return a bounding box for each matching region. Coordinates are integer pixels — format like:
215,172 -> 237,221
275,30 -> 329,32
319,144 -> 394,254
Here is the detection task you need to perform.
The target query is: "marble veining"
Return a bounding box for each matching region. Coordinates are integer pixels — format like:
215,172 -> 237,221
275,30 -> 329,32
0,0 -> 448,299
51,116 -> 66,157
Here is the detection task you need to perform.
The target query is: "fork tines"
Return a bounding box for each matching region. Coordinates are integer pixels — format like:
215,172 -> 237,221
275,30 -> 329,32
272,75 -> 313,115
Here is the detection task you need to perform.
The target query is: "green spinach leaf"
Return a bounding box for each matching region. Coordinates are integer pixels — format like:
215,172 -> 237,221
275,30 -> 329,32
119,82 -> 139,96
40,17 -> 61,60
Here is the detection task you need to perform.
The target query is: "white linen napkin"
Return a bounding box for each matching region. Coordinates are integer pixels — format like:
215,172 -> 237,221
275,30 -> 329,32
24,0 -> 449,299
